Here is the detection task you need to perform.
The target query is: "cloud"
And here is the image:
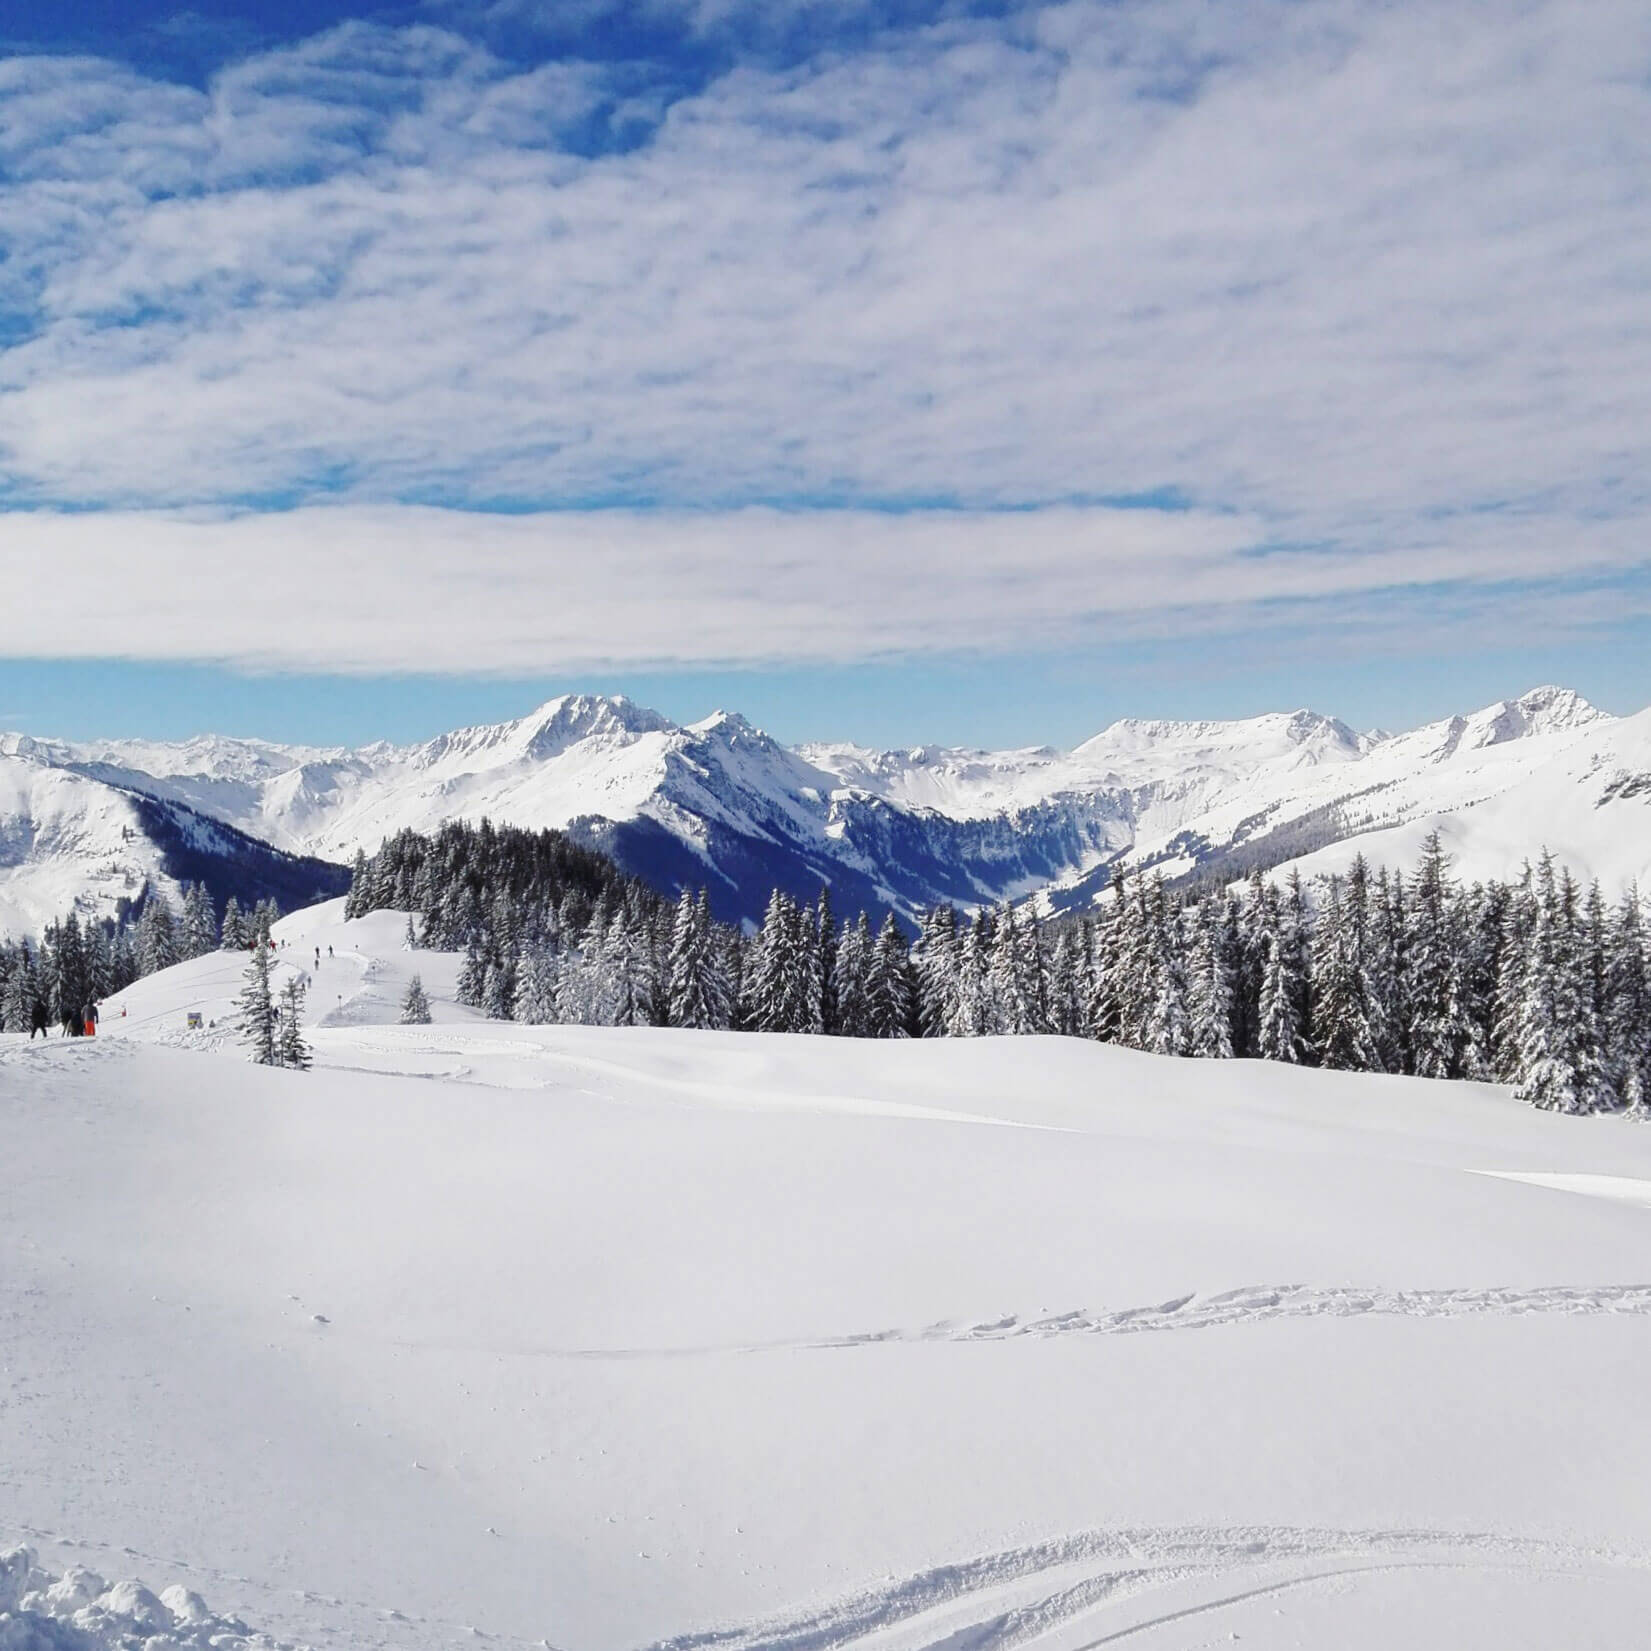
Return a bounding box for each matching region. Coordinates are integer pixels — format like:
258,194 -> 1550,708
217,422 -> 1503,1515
2,502 -> 1648,675
0,1 -> 1648,671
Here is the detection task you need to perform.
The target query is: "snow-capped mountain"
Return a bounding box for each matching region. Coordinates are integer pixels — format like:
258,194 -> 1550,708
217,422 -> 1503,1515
5,683 -> 1648,935
0,735 -> 351,938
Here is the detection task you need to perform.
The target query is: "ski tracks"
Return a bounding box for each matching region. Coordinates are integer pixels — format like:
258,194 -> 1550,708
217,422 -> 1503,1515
838,1281 -> 1651,1347
639,1524 -> 1651,1651
540,1282 -> 1651,1361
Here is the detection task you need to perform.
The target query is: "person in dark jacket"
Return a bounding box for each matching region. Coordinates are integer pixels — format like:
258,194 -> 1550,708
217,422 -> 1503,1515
29,998 -> 50,1039
60,1005 -> 81,1037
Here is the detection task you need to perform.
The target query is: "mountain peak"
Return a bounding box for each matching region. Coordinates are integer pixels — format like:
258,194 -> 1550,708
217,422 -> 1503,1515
513,694 -> 674,757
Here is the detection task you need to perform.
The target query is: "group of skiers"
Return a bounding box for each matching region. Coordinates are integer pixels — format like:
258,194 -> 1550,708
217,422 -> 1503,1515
30,998 -> 98,1039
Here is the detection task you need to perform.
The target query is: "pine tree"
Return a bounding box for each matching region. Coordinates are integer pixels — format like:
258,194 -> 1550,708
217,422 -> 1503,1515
1514,854 -> 1602,1113
1141,879 -> 1191,1057
1187,898 -> 1236,1060
666,890 -> 729,1030
237,945 -> 278,1065
220,896 -> 248,950
1607,887 -> 1651,1110
277,976 -> 311,1070
945,916 -> 990,1037
866,915 -> 913,1039
815,887 -> 839,1035
1314,876 -> 1377,1071
833,914 -> 873,1037
745,890 -> 803,1033
482,955 -> 517,1021
1255,885 -> 1307,1064
511,944 -> 559,1025
456,938 -> 486,1008
136,894 -> 179,976
1406,832 -> 1460,1079
400,974 -> 433,1025
914,905 -> 959,1038
1045,928 -> 1085,1038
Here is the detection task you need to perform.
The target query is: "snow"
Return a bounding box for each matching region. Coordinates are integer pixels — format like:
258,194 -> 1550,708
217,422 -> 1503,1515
9,905 -> 1651,1648
4,685 -> 1651,940
0,1547 -> 284,1649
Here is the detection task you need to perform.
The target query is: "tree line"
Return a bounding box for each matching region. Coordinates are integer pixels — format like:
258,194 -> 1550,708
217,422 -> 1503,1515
0,885 -> 283,1032
349,820 -> 1651,1115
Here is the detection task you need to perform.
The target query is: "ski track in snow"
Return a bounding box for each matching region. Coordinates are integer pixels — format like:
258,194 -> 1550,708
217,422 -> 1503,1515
638,1524 -> 1651,1651
10,1524 -> 1647,1651
453,1282 -> 1651,1362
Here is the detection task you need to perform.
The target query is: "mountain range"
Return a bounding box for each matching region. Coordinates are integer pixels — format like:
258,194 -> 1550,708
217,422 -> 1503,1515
3,684 -> 1648,936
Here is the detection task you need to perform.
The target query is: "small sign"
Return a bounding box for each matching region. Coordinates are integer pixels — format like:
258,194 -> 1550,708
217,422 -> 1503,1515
186,1011 -> 203,1030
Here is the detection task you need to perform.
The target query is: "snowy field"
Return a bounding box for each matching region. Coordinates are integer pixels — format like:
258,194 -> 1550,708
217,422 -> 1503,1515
7,899 -> 1651,1648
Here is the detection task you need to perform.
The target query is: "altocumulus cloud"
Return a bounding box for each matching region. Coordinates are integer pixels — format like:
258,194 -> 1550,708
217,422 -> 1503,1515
0,0 -> 1648,672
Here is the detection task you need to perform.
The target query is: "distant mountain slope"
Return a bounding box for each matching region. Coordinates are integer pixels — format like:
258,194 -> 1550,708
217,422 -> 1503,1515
0,739 -> 350,938
5,684 -> 1646,931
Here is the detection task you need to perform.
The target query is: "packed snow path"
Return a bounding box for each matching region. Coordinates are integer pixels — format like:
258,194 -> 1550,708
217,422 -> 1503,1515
8,901 -> 1651,1648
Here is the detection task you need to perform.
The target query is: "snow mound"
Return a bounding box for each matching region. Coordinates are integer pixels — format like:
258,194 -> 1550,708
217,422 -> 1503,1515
0,1547 -> 294,1649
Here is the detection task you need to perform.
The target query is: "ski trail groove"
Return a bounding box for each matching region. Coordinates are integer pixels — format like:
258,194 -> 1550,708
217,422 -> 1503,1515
518,1282 -> 1651,1361
641,1525 -> 1651,1651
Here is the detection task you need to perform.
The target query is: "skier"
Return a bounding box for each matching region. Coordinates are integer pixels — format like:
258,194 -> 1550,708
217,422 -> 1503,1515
327,945 -> 333,958
60,1005 -> 81,1038
83,1002 -> 99,1037
315,947 -> 321,968
29,997 -> 49,1039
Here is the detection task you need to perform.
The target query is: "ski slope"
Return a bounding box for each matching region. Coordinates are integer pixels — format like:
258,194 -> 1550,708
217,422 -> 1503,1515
7,901 -> 1651,1648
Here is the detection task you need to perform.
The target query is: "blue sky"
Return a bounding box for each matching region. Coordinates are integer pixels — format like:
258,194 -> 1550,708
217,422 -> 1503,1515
1,0 -> 1648,749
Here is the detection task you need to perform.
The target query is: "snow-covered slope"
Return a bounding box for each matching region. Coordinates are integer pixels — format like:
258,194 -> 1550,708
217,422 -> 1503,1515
10,908 -> 1651,1648
0,738 -> 350,938
9,684 -> 1649,933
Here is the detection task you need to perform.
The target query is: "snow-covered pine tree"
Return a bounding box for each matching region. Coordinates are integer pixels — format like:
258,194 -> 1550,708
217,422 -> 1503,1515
743,890 -> 797,1033
1045,927 -> 1085,1038
220,895 -> 248,950
482,954 -> 518,1022
1,948 -> 32,1033
1112,876 -> 1155,1050
914,904 -> 959,1039
988,904 -> 1034,1035
1405,832 -> 1461,1079
1187,897 -> 1236,1060
1084,899 -> 1124,1045
180,884 -> 217,957
400,973 -> 433,1025
667,889 -> 717,1030
945,915 -> 989,1037
1491,864 -> 1535,1083
1581,879 -> 1615,1106
1139,878 -> 1190,1057
277,976 -> 311,1070
1513,854 -> 1602,1113
136,894 -> 179,976
833,913 -> 872,1037
456,938 -> 486,1009
1606,886 -> 1651,1111
1313,875 -> 1377,1071
1255,884 -> 1307,1065
815,888 -> 839,1036
511,943 -> 559,1024
344,850 -> 369,919
866,915 -> 913,1039
237,945 -> 278,1065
